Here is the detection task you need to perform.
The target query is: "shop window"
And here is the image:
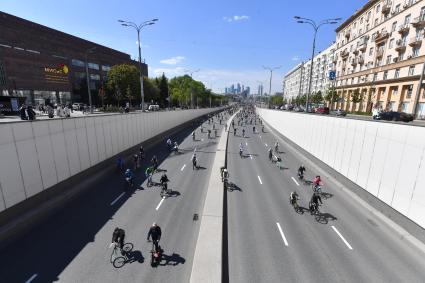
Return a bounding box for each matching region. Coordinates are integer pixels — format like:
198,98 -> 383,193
90,74 -> 100,80
88,63 -> 99,70
0,60 -> 6,86
101,65 -> 111,71
74,72 -> 86,79
72,59 -> 85,67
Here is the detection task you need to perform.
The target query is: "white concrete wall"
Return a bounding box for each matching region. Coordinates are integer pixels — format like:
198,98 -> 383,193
0,109 -> 217,212
258,109 -> 425,228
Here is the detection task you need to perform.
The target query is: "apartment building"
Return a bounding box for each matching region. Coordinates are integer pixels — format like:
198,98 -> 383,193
283,43 -> 336,102
334,0 -> 425,117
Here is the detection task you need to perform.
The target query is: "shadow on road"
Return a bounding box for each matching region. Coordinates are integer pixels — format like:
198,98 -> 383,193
127,250 -> 145,264
159,253 -> 186,266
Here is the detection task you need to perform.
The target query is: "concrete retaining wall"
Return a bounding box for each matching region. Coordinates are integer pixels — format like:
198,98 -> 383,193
258,109 -> 425,228
0,109 -> 218,212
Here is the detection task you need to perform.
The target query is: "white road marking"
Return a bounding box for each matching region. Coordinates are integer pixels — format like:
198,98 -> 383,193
331,226 -> 353,250
250,154 -> 253,160
258,176 -> 263,185
291,177 -> 300,186
25,274 -> 38,283
110,192 -> 126,206
245,142 -> 248,146
260,135 -> 262,139
276,223 -> 289,246
156,198 -> 165,210
181,164 -> 186,171
265,143 -> 268,147
201,139 -> 204,141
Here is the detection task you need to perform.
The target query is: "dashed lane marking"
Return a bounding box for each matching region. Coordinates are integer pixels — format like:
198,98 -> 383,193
291,177 -> 300,186
331,226 -> 353,250
25,274 -> 38,283
110,192 -> 126,206
156,198 -> 165,210
181,164 -> 186,171
276,223 -> 289,246
258,176 -> 263,185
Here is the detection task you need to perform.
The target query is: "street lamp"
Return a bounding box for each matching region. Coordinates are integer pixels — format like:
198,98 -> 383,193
85,47 -> 96,113
263,66 -> 281,107
118,18 -> 158,111
294,16 -> 341,111
184,68 -> 200,109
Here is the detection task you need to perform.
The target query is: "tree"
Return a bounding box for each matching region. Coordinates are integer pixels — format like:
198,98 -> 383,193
351,88 -> 362,111
125,85 -> 134,105
106,64 -> 140,106
324,89 -> 339,109
270,95 -> 283,106
157,73 -> 169,108
143,77 -> 160,104
311,90 -> 323,105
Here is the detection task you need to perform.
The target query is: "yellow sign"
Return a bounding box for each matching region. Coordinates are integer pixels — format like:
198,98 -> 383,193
44,64 -> 69,83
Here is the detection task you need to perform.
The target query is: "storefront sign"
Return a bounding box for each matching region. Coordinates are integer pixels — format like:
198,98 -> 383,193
44,64 -> 69,83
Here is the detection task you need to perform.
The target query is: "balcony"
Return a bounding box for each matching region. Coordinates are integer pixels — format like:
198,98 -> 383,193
359,42 -> 367,52
409,37 -> 422,47
358,56 -> 365,65
398,24 -> 410,34
353,49 -> 359,55
376,49 -> 384,58
351,58 -> 357,66
340,49 -> 349,58
374,30 -> 390,43
411,16 -> 425,28
395,40 -> 407,52
382,2 -> 391,14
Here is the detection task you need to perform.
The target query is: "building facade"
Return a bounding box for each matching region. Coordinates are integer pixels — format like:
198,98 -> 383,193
283,43 -> 336,102
0,11 -> 148,109
334,0 -> 425,117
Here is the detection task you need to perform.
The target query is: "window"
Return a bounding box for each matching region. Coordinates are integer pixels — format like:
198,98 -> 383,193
72,59 -> 85,67
395,4 -> 400,14
389,38 -> 394,49
395,68 -> 400,78
87,63 -> 99,70
386,55 -> 392,64
401,102 -> 409,112
406,85 -> 413,99
367,11 -> 372,21
383,71 -> 388,80
374,18 -> 379,27
391,22 -> 397,32
408,65 -> 415,76
360,17 -> 363,24
373,73 -> 378,81
372,33 -> 376,40
399,51 -> 405,61
90,74 -> 100,80
101,65 -> 111,71
359,28 -> 363,34
405,14 -> 411,25
74,72 -> 86,79
413,47 -> 420,57
0,60 -> 6,86
376,4 -> 380,12
393,89 -> 398,96
369,47 -> 374,55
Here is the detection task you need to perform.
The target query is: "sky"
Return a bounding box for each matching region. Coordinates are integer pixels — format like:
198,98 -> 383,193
1,0 -> 366,94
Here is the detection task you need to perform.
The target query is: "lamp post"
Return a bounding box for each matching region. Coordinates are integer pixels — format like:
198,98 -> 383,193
184,68 -> 200,109
294,16 -> 341,111
119,18 -> 158,111
263,66 -> 281,108
85,47 -> 96,113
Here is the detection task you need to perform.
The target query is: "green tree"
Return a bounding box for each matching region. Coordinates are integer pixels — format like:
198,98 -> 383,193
324,89 -> 339,109
125,85 -> 134,105
143,77 -> 160,104
311,90 -> 323,105
351,88 -> 362,111
106,64 -> 140,106
157,73 -> 169,108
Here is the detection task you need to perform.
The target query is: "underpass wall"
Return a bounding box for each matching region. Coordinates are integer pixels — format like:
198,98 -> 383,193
0,109 -> 218,213
257,108 -> 425,228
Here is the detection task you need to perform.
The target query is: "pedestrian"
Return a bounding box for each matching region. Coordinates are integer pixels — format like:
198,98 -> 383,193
19,105 -> 28,120
64,105 -> 71,118
27,105 -> 36,120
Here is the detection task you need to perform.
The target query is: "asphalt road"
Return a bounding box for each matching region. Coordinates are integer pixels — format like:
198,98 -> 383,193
227,112 -> 425,283
0,112 -> 228,283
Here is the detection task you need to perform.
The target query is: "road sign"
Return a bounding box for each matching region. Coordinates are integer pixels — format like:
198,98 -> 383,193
329,71 -> 336,80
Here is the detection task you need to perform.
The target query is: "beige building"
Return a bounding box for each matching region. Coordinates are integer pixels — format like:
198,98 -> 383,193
334,0 -> 425,117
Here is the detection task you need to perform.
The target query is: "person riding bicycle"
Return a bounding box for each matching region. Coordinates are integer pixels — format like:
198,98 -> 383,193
151,155 -> 158,170
268,148 -> 273,161
253,126 -> 256,133
139,146 -> 145,159
222,168 -> 229,182
166,138 -> 172,150
116,156 -> 124,170
192,153 -> 198,170
310,192 -> 323,213
133,154 -> 139,169
233,128 -> 237,136
239,142 -> 244,157
208,129 -> 211,139
192,131 -> 196,140
145,166 -> 155,186
173,141 -> 179,152
147,223 -> 162,252
242,128 -> 245,137
160,173 -> 169,194
313,175 -> 322,191
111,227 -> 126,254
290,191 -> 299,206
298,165 -> 306,178
275,141 -> 279,152
124,169 -> 134,186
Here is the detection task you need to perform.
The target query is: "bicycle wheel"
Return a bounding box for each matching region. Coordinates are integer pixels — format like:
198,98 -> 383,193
123,243 -> 134,253
113,256 -> 126,268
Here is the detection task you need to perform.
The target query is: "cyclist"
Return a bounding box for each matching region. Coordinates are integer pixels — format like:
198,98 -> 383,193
221,168 -> 229,182
133,154 -> 139,169
312,175 -> 322,192
192,153 -> 198,170
268,148 -> 273,161
310,192 -> 323,214
298,165 -> 306,179
290,191 -> 299,207
166,138 -> 172,150
233,128 -> 237,136
239,142 -> 244,158
173,141 -> 179,152
262,126 -> 264,133
232,121 -> 235,128
151,155 -> 158,171
147,223 -> 162,252
160,173 -> 169,194
253,126 -> 256,133
116,156 -> 124,170
192,131 -> 196,140
124,169 -> 134,186
208,129 -> 211,139
225,124 -> 228,132
139,146 -> 145,160
242,128 -> 245,137
111,227 -> 126,255
145,166 -> 155,186
274,141 -> 279,153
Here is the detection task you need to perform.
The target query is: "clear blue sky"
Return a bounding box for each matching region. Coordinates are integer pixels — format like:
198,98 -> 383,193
1,0 -> 366,94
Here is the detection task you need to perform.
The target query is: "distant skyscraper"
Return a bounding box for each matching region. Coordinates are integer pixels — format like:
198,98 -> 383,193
242,85 -> 245,92
246,86 -> 250,95
237,83 -> 241,94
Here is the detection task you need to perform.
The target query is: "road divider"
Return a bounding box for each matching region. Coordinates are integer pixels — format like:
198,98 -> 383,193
276,222 -> 289,247
331,226 -> 353,250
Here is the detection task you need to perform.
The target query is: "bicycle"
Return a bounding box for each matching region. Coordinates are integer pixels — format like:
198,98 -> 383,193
309,201 -> 320,215
312,184 -> 322,195
290,196 -> 300,213
110,242 -> 134,268
160,182 -> 171,198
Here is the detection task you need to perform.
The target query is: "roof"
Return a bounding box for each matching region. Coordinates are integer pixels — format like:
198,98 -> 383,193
335,0 -> 379,33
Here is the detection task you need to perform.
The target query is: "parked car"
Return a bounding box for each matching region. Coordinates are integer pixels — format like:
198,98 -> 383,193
315,107 -> 330,114
377,111 -> 414,122
293,106 -> 304,112
334,109 -> 347,116
72,103 -> 85,111
148,104 -> 160,111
